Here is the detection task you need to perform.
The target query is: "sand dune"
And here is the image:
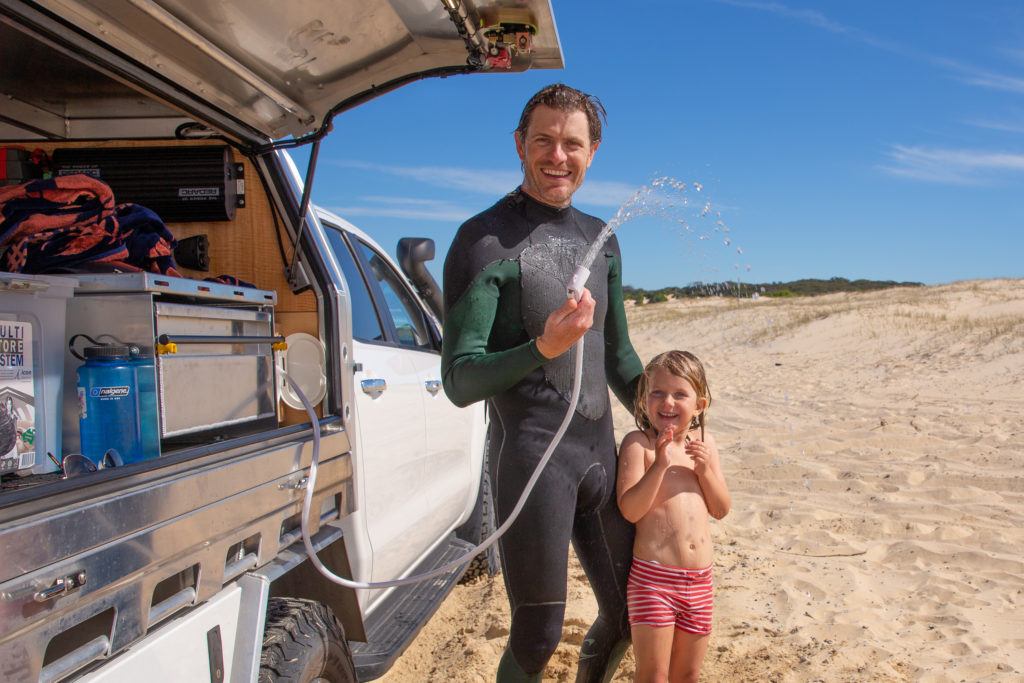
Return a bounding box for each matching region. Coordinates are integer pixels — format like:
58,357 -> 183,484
380,279 -> 1024,682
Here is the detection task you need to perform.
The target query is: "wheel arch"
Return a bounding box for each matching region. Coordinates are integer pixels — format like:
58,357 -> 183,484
259,527 -> 367,643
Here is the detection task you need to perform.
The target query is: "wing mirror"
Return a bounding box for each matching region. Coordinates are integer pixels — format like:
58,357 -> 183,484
397,237 -> 443,322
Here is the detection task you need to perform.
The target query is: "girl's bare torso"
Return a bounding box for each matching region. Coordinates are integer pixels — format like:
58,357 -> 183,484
632,429 -> 713,569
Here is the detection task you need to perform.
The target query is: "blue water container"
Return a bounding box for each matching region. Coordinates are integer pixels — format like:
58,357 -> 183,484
130,345 -> 160,460
77,345 -> 146,465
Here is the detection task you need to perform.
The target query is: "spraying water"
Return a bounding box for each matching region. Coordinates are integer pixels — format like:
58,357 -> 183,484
575,176 -> 750,297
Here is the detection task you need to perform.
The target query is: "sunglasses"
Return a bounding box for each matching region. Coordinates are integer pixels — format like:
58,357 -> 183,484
60,449 -> 124,479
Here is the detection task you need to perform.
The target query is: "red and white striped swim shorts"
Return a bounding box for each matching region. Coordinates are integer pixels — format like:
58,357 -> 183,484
626,557 -> 714,634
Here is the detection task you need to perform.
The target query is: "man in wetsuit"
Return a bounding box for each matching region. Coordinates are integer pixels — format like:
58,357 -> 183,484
442,84 -> 644,682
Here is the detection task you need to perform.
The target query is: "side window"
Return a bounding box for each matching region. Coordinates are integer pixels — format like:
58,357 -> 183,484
325,229 -> 385,343
354,239 -> 435,351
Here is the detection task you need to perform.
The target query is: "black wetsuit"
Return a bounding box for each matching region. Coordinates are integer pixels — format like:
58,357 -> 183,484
442,189 -> 644,682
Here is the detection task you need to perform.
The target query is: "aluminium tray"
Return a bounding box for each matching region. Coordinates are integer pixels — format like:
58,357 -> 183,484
72,272 -> 277,305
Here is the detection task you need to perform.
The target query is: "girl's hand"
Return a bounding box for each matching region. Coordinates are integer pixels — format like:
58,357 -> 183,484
686,439 -> 719,478
654,425 -> 675,469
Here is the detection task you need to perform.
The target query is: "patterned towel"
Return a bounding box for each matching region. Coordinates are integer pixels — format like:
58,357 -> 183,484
0,174 -> 180,275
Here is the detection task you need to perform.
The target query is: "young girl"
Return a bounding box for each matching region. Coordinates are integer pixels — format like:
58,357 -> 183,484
617,350 -> 731,683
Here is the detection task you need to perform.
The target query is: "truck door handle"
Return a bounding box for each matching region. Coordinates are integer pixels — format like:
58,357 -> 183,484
424,379 -> 441,395
360,378 -> 387,397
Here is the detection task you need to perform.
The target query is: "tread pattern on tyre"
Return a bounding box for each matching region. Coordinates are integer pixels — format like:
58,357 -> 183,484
458,455 -> 500,584
259,597 -> 355,683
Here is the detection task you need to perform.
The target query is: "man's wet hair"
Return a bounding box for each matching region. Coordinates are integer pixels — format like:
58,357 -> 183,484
515,83 -> 607,145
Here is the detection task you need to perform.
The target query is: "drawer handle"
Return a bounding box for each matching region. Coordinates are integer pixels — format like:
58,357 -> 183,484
157,334 -> 285,346
424,379 -> 441,395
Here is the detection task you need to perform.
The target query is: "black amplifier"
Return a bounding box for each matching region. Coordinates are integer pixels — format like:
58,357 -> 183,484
53,145 -> 244,222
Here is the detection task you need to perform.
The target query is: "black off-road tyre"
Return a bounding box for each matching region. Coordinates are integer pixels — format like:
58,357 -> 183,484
258,597 -> 355,683
456,442 -> 500,584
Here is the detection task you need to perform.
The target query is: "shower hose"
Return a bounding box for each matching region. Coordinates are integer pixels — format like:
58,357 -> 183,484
291,266 -> 593,589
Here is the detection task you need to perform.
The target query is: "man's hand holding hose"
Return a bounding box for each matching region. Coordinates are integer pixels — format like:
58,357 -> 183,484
535,287 -> 595,360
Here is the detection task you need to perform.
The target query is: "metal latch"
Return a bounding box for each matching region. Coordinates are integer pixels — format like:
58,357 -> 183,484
279,476 -> 309,491
34,571 -> 87,602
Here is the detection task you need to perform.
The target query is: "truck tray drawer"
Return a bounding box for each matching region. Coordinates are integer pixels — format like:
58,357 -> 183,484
154,302 -> 277,441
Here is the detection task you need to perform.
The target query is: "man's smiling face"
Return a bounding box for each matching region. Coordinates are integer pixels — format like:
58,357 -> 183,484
515,104 -> 599,209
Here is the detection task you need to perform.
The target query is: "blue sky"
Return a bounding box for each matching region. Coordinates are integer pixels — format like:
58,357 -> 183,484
304,1 -> 1024,289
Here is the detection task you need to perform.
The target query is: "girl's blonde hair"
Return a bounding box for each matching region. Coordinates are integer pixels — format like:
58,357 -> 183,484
633,350 -> 712,438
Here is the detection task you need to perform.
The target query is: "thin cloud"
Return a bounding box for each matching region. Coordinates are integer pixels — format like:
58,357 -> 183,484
714,0 -> 899,49
359,195 -> 463,207
326,195 -> 476,222
574,180 -> 642,207
954,69 -> 1024,95
714,0 -> 1024,96
965,118 -> 1024,135
879,145 -> 1024,185
330,160 -> 639,208
335,160 -> 519,196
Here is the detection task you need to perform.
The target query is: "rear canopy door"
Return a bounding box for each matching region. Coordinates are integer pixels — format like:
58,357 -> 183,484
5,0 -> 563,141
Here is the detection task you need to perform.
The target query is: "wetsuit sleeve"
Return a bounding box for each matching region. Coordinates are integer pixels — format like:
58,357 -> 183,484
604,243 -> 644,410
441,259 -> 548,407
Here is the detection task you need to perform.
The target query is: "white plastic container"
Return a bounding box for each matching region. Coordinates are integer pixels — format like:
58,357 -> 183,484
0,273 -> 77,474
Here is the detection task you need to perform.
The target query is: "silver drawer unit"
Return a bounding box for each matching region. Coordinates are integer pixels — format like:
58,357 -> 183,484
154,301 -> 278,441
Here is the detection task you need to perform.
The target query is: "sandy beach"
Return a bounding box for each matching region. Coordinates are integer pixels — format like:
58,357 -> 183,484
380,279 -> 1024,682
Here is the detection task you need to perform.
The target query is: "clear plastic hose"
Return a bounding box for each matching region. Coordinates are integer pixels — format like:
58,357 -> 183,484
288,331 -> 586,590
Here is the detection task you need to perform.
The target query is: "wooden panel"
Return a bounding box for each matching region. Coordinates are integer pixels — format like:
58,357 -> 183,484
275,311 -> 320,340
29,139 -> 317,314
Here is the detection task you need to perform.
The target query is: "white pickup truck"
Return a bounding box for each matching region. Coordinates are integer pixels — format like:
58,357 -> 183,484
0,1 -> 562,681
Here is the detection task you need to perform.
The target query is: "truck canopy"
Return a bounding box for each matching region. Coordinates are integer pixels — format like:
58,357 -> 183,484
1,0 -> 563,142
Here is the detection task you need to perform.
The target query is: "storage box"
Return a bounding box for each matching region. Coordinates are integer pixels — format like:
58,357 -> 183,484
0,273 -> 78,474
62,274 -> 279,453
